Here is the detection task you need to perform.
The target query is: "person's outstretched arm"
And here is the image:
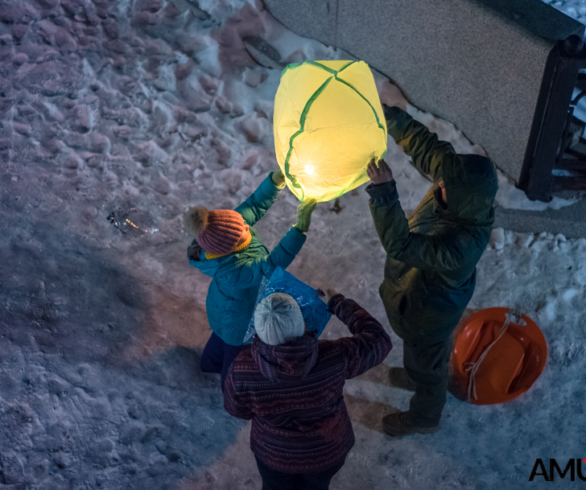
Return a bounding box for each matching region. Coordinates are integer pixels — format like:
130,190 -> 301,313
384,105 -> 455,181
327,293 -> 392,379
243,198 -> 317,278
257,198 -> 317,278
232,198 -> 317,286
366,160 -> 471,271
235,171 -> 286,226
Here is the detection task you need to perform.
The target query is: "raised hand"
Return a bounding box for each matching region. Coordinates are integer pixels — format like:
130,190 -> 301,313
271,169 -> 286,188
295,198 -> 318,233
367,158 -> 394,185
317,288 -> 339,304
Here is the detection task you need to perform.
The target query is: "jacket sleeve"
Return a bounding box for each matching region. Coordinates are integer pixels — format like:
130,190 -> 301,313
259,227 -> 307,278
223,364 -> 254,420
229,227 -> 307,286
367,181 -> 469,271
385,106 -> 455,182
328,294 -> 392,380
235,173 -> 284,226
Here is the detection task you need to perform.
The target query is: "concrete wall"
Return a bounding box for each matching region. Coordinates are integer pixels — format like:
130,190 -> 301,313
263,0 -> 584,181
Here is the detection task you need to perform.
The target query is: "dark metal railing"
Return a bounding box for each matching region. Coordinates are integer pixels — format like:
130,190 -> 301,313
519,35 -> 586,201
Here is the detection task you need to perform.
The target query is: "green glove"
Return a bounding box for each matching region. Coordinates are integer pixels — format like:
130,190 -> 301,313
271,169 -> 286,188
295,198 -> 317,233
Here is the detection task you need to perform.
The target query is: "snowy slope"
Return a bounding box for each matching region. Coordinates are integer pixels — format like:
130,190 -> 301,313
0,0 -> 584,488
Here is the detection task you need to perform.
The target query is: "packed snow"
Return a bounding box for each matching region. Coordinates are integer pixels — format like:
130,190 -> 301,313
0,0 -> 585,488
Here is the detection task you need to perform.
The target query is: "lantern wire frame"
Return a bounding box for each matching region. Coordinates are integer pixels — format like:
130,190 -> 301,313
275,60 -> 388,202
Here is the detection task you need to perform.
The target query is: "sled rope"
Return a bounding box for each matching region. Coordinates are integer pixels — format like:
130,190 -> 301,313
464,309 -> 520,402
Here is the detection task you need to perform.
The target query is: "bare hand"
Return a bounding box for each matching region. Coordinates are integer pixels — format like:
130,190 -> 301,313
317,287 -> 339,303
367,158 -> 394,185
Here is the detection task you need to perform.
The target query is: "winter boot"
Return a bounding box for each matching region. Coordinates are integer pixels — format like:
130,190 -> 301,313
382,410 -> 439,437
388,367 -> 417,391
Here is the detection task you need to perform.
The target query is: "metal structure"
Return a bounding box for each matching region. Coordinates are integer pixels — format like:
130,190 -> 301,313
519,35 -> 586,201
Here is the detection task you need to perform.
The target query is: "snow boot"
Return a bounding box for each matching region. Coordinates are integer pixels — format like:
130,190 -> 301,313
388,367 -> 417,391
382,410 -> 439,437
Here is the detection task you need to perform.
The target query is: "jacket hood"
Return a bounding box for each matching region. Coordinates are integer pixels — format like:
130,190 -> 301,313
251,332 -> 318,381
440,154 -> 498,226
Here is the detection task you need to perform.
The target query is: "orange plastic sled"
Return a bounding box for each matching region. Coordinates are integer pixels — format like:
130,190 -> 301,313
451,307 -> 547,405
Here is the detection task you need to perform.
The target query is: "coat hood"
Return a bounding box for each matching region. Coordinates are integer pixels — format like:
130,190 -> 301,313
440,154 -> 498,226
251,332 -> 318,381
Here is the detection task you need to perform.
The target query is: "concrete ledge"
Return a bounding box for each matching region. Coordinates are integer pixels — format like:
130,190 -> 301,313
495,201 -> 586,238
475,0 -> 583,42
262,0 -> 337,48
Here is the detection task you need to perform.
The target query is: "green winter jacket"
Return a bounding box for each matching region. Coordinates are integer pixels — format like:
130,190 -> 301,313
367,106 -> 498,345
189,175 -> 306,346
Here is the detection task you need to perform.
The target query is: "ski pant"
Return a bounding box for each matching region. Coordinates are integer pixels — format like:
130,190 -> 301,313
200,332 -> 242,390
403,338 -> 452,427
255,456 -> 344,490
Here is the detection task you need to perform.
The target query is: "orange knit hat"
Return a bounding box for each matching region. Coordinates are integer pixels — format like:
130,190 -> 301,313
184,207 -> 250,256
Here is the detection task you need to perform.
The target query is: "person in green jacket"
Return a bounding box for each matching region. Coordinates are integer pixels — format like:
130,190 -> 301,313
366,105 -> 498,436
184,170 -> 317,389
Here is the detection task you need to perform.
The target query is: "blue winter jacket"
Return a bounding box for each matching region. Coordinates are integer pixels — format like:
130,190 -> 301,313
188,175 -> 307,346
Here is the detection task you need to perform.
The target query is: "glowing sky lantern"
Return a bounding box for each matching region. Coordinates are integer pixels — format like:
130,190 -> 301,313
273,60 -> 388,202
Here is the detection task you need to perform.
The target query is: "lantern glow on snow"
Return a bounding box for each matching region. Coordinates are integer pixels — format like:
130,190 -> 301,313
273,60 -> 388,202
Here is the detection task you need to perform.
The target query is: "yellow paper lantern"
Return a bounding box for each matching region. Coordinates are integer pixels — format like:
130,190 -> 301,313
273,60 -> 387,202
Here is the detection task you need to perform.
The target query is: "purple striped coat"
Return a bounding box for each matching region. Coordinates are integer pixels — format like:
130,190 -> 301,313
223,294 -> 392,473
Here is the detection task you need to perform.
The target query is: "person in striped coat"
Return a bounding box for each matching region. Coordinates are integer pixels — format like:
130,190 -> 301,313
223,291 -> 392,490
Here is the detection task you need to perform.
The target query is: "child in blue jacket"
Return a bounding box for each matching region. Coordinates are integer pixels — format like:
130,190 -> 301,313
184,170 -> 317,387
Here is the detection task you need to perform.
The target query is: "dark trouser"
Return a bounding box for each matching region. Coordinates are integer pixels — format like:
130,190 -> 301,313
200,332 -> 242,390
255,456 -> 344,490
403,338 -> 452,427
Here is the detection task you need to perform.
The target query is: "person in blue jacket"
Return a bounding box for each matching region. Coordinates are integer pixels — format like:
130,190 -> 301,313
184,169 -> 317,388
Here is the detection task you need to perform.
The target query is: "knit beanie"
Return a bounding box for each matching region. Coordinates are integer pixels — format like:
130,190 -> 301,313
183,206 -> 250,255
254,293 -> 305,346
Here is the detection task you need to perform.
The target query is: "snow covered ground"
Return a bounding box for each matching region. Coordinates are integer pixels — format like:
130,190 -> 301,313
0,0 -> 585,488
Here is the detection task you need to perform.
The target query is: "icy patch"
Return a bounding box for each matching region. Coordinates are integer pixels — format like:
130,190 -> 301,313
562,288 -> 578,301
